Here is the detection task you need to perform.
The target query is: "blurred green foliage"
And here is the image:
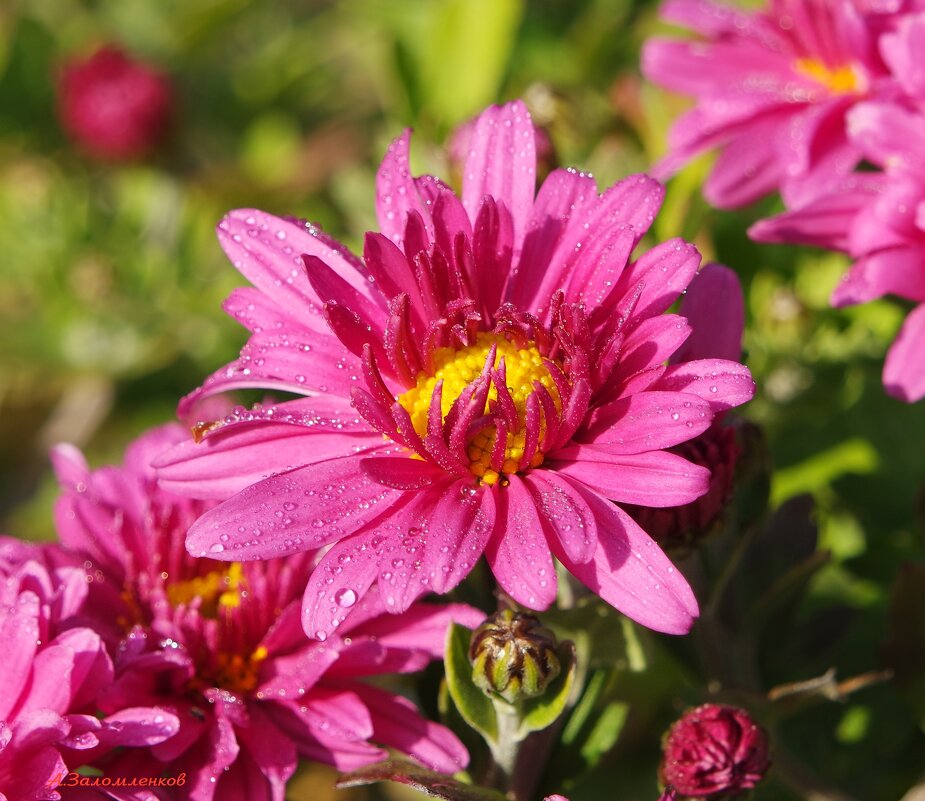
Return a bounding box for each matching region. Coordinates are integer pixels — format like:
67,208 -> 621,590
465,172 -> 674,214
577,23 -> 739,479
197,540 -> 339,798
1,0 -> 922,799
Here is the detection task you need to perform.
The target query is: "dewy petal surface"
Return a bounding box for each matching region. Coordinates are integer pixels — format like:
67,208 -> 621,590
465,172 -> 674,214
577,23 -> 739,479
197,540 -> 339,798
170,99 -> 757,638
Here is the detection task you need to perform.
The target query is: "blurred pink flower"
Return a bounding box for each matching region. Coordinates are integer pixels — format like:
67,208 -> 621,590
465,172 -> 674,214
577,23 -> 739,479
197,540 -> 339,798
56,45 -> 173,162
157,100 -> 755,639
52,425 -> 478,801
642,0 -> 910,208
660,704 -> 769,799
749,16 -> 925,401
0,541 -> 179,801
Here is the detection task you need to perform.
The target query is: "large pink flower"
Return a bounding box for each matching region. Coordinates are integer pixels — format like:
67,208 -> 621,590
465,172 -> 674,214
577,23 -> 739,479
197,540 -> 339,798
749,14 -> 925,401
52,425 -> 477,801
0,540 -> 179,801
157,100 -> 755,639
642,0 -> 914,208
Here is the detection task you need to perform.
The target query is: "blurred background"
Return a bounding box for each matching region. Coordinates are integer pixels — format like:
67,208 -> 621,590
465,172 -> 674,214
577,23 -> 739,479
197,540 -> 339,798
1,0 -> 923,799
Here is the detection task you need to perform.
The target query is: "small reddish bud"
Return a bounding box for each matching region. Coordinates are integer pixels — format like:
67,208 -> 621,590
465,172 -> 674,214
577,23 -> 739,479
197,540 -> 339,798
57,45 -> 173,162
626,422 -> 740,551
660,704 -> 770,799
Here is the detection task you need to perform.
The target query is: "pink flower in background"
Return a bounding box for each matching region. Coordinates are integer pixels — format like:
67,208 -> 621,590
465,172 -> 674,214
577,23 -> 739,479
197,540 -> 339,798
642,0 -> 903,208
660,704 -> 770,798
0,542 -> 179,801
56,45 -> 173,162
749,15 -> 925,402
53,425 -> 477,801
158,100 -> 755,638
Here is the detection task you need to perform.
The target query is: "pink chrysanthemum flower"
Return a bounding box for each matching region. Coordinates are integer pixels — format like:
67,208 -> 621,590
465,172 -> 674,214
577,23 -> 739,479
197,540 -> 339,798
641,0 -> 913,209
52,425 -> 477,800
0,539 -> 179,801
750,14 -> 925,401
157,100 -> 755,639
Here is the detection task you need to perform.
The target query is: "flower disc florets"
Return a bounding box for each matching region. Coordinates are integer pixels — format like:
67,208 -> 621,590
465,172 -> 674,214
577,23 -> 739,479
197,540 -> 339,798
158,100 -> 756,641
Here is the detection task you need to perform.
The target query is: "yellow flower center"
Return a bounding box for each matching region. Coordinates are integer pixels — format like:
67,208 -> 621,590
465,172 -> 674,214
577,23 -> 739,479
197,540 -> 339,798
165,562 -> 245,618
794,58 -> 863,94
398,332 -> 561,485
211,645 -> 268,694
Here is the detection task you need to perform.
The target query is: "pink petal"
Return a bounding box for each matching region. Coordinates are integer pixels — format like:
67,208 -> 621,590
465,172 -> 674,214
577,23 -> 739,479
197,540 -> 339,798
343,602 -> 485,661
377,481 -> 495,612
258,641 -> 341,698
847,100 -> 925,170
613,315 -> 693,383
884,303 -> 925,403
673,263 -> 744,363
179,328 -> 359,411
748,176 -> 882,251
301,526 -> 394,640
157,398 -> 382,500
508,168 -> 598,309
376,130 -> 437,247
880,15 -> 925,99
582,391 -> 714,452
234,705 -> 298,796
223,285 -> 325,335
550,479 -> 698,634
185,456 -> 402,561
522,470 -> 598,565
485,476 -> 558,610
615,239 -> 701,321
98,707 -> 181,747
217,209 -> 370,321
654,359 -> 756,412
461,100 -> 537,259
352,684 -> 469,773
832,247 -> 925,308
705,116 -> 788,208
549,446 -> 711,507
0,593 -> 39,720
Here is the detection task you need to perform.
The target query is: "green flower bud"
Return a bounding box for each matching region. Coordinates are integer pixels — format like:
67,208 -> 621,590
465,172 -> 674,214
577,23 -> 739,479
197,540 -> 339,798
468,609 -> 561,704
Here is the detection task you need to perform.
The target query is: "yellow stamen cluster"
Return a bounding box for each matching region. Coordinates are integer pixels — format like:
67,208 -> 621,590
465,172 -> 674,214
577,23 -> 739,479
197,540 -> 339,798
398,332 -> 561,485
165,562 -> 245,618
794,58 -> 862,94
212,645 -> 268,694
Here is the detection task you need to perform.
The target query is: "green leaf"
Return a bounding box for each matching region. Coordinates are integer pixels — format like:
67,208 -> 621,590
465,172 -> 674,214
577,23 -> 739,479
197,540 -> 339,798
518,641 -> 577,738
445,622 -> 498,742
335,758 -> 507,801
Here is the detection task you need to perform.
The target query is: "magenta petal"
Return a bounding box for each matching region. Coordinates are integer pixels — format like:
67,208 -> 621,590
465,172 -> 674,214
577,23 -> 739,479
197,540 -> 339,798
705,117 -> 789,208
616,238 -> 701,321
550,480 -> 698,634
180,328 -> 359,410
345,602 -> 485,661
302,526 -> 393,639
832,248 -> 925,307
300,686 -> 375,743
185,456 -> 402,561
510,167 -> 598,309
848,101 -> 925,173
0,592 -> 39,720
461,100 -> 536,258
217,209 -> 367,321
551,446 -> 711,507
522,471 -> 598,565
583,391 -> 714,452
234,705 -> 298,795
257,641 -> 340,699
881,15 -> 925,98
673,263 -> 745,363
485,476 -> 557,610
884,303 -> 925,403
376,130 -> 436,247
360,457 -> 448,490
99,707 -> 180,747
377,482 -> 495,611
354,683 -> 469,773
157,397 -> 382,500
748,176 -> 881,251
655,359 -> 756,412
614,315 -> 693,382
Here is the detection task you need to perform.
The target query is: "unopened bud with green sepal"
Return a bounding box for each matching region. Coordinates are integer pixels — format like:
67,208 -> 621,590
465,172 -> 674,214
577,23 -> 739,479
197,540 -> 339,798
469,609 -> 562,704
